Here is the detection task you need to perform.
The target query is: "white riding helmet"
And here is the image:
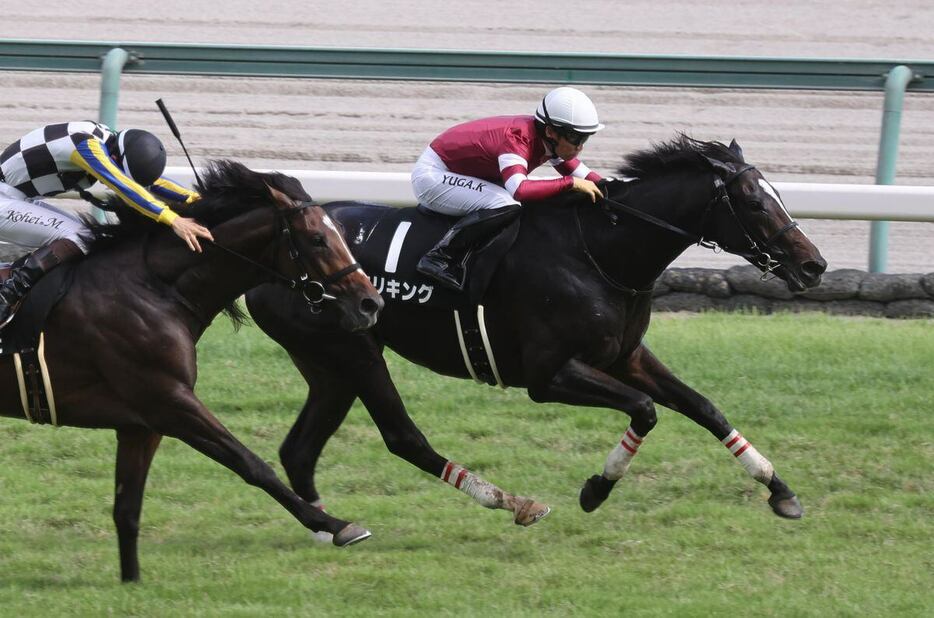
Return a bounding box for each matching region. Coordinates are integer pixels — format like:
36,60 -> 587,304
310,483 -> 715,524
534,87 -> 605,134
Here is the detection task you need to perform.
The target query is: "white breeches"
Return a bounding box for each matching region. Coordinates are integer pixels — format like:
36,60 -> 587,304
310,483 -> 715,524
0,183 -> 92,254
410,147 -> 519,216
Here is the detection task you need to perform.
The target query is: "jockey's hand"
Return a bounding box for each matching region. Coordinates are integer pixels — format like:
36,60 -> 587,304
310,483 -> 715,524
171,216 -> 214,253
571,177 -> 602,203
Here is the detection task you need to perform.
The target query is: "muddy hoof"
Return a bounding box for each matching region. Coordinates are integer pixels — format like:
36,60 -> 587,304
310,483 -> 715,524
768,493 -> 804,519
579,475 -> 616,513
513,498 -> 551,526
332,524 -> 372,547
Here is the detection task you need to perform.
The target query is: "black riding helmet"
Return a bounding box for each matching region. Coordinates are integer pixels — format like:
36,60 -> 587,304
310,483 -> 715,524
115,129 -> 166,186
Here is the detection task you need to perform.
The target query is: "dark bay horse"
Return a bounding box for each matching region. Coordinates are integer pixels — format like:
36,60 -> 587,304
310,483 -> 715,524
246,137 -> 827,534
0,160 -> 383,582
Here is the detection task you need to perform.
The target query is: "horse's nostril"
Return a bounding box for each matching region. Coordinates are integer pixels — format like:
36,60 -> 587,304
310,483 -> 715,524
802,259 -> 827,278
361,296 -> 382,315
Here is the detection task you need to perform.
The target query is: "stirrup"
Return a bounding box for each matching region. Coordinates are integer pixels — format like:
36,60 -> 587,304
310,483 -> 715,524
0,300 -> 23,329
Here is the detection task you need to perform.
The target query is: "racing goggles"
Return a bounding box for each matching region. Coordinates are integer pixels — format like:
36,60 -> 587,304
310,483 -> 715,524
556,127 -> 591,147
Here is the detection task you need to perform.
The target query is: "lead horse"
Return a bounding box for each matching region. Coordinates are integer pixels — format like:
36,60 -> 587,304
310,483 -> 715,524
247,137 -> 827,530
0,160 -> 383,582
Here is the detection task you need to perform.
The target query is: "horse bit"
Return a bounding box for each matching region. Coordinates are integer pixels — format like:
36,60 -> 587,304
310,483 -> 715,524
205,200 -> 361,313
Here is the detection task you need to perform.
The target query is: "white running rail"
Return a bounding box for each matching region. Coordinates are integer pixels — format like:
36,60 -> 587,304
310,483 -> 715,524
75,168 -> 934,222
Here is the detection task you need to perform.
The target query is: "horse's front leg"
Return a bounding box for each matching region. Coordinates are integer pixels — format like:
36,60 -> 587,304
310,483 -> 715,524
146,388 -> 372,547
526,357 -> 659,511
609,343 -> 803,519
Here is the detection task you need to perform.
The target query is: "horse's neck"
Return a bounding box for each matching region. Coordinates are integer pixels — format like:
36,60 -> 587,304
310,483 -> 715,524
152,212 -> 278,323
582,173 -> 713,289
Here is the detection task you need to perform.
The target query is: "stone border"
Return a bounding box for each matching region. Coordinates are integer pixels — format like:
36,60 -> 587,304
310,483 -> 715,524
653,266 -> 934,318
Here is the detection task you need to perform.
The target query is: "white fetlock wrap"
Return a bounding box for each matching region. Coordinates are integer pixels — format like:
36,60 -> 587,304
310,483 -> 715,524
603,427 -> 644,481
309,499 -> 334,543
441,461 -> 502,509
722,429 -> 774,484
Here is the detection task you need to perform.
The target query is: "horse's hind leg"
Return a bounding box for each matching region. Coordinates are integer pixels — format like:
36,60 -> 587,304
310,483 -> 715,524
280,341 -> 550,527
151,391 -> 372,547
355,356 -> 550,526
612,344 -> 802,519
114,427 -> 162,583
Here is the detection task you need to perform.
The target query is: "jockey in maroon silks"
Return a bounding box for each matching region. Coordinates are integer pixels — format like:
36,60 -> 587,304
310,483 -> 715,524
413,86 -> 605,291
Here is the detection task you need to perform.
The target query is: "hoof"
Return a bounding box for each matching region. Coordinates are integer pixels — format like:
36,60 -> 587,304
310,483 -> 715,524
332,524 -> 372,547
579,474 -> 616,513
513,498 -> 551,526
768,493 -> 804,519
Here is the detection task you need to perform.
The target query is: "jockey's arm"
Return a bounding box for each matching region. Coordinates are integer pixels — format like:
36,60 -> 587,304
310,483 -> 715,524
554,157 -> 602,202
553,157 -> 602,184
499,153 -> 573,202
150,176 -> 200,206
499,153 -> 602,203
70,138 -> 214,251
69,137 -> 181,225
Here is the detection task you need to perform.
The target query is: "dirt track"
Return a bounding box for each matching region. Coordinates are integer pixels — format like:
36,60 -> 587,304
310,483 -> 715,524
1,1 -> 932,271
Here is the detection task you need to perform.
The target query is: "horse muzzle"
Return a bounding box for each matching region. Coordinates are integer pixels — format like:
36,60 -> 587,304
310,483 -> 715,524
777,256 -> 827,292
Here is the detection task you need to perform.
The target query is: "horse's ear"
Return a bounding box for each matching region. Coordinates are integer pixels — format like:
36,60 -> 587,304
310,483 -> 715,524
265,183 -> 294,211
699,154 -> 735,177
728,139 -> 745,161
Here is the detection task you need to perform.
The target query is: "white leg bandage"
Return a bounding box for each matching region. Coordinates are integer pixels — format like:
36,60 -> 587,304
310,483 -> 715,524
603,426 -> 644,481
441,461 -> 503,509
722,429 -> 774,484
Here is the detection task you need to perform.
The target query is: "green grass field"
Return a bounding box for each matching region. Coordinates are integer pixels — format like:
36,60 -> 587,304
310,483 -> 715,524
0,312 -> 932,616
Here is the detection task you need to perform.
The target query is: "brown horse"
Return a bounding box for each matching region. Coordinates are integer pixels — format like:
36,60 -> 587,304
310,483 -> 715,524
0,160 -> 383,582
246,137 -> 827,532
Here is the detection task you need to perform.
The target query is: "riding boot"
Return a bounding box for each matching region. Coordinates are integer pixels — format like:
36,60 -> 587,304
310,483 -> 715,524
0,239 -> 84,328
416,204 -> 521,292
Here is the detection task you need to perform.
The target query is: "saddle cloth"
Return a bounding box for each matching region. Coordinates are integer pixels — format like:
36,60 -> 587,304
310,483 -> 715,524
333,202 -> 520,309
0,261 -> 76,425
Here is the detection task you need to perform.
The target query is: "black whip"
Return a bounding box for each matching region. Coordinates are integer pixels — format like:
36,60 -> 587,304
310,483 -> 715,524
155,98 -> 203,187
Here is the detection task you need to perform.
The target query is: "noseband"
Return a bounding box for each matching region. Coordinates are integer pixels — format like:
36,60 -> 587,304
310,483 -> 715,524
701,165 -> 800,276
204,200 -> 362,313
597,165 -> 799,278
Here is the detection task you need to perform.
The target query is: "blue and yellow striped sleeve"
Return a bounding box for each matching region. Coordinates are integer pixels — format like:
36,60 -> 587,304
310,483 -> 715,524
70,138 -> 179,225
151,176 -> 200,205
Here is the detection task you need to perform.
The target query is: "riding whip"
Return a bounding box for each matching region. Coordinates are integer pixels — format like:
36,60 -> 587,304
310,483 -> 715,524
155,98 -> 203,187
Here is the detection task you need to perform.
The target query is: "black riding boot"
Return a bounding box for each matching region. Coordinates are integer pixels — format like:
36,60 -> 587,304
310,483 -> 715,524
0,239 -> 84,327
416,204 -> 521,292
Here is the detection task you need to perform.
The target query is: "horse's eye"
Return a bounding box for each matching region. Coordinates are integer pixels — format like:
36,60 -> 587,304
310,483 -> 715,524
747,200 -> 765,212
311,235 -> 327,247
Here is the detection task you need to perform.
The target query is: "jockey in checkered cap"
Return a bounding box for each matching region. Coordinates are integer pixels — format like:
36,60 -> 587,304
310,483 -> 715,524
0,121 -> 214,326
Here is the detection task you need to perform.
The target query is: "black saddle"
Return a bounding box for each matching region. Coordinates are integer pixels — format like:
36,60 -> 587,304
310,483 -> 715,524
0,261 -> 77,357
327,202 -> 520,308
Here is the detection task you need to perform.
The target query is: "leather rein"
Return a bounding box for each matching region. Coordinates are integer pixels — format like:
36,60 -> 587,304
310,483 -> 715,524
576,165 -> 799,295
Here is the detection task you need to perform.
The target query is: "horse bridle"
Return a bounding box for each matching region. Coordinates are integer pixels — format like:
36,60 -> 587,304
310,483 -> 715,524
597,165 -> 800,278
702,165 -> 800,275
203,200 -> 362,313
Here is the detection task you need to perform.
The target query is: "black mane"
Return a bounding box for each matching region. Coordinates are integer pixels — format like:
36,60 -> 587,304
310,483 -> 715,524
189,160 -> 311,226
617,134 -> 744,178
